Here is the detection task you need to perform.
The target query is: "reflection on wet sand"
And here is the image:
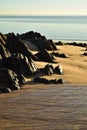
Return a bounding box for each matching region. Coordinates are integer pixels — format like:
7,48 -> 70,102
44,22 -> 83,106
0,84 -> 87,130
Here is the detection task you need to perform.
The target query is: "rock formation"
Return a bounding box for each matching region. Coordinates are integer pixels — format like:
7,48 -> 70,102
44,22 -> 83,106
0,31 -> 65,93
18,31 -> 57,50
0,32 -> 38,93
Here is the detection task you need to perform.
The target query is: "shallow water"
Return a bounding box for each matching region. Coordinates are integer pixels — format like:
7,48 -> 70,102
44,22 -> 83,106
0,84 -> 87,130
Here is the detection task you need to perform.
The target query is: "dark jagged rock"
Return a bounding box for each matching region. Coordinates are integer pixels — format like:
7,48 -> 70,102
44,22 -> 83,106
66,42 -> 87,47
54,65 -> 63,74
35,49 -> 55,63
51,52 -> 69,58
36,64 -> 64,77
55,41 -> 64,45
34,77 -> 50,84
47,40 -> 57,50
34,77 -> 65,84
0,43 -> 11,58
0,87 -> 11,93
18,31 -> 57,50
18,74 -> 26,85
0,58 -> 3,70
0,69 -> 20,90
83,52 -> 87,56
50,79 -> 65,84
40,64 -> 54,76
58,79 -> 65,84
5,69 -> 20,90
0,32 -> 65,93
0,32 -> 6,45
3,53 -> 37,77
50,79 -> 58,84
5,33 -> 38,61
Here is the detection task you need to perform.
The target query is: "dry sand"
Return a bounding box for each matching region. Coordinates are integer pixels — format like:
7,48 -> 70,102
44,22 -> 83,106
0,45 -> 87,130
35,45 -> 87,85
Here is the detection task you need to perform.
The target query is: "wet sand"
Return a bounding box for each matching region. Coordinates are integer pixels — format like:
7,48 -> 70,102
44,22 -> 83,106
0,84 -> 87,130
0,45 -> 87,130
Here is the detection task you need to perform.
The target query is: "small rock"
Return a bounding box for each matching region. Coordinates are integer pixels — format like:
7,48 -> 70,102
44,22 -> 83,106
54,65 -> 63,74
41,64 -> 54,76
0,87 -> 11,93
57,79 -> 65,84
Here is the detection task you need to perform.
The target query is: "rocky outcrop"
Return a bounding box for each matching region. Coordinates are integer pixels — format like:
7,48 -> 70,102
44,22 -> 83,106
3,53 -> 37,77
0,32 -> 38,93
66,42 -> 87,47
0,32 -> 65,93
5,33 -> 38,61
0,54 -> 37,92
18,31 -> 57,50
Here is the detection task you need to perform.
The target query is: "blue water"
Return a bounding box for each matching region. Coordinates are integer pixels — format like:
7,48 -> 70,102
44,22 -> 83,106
0,15 -> 87,41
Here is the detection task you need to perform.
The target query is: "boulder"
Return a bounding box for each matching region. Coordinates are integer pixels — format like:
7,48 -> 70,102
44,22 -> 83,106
57,79 -> 65,84
40,64 -> 54,75
55,41 -> 64,45
35,49 -> 55,63
0,87 -> 11,93
54,65 -> 63,74
50,79 -> 65,84
0,69 -> 20,90
34,77 -> 50,84
83,52 -> 87,56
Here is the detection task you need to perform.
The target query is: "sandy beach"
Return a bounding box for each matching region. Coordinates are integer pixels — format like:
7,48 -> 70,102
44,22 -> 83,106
0,44 -> 87,130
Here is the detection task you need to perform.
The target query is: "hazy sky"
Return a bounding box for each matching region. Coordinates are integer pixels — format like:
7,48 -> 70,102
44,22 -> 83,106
0,0 -> 87,15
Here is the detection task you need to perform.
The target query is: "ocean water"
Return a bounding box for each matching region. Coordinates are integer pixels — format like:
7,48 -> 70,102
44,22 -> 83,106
0,15 -> 87,41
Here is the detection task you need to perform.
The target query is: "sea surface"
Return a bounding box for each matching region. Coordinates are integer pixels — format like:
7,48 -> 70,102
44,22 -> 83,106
0,15 -> 87,41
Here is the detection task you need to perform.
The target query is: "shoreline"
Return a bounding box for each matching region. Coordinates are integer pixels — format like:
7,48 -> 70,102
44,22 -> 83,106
53,39 -> 87,44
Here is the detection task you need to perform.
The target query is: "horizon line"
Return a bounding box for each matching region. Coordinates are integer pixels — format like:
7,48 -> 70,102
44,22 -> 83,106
0,14 -> 87,17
